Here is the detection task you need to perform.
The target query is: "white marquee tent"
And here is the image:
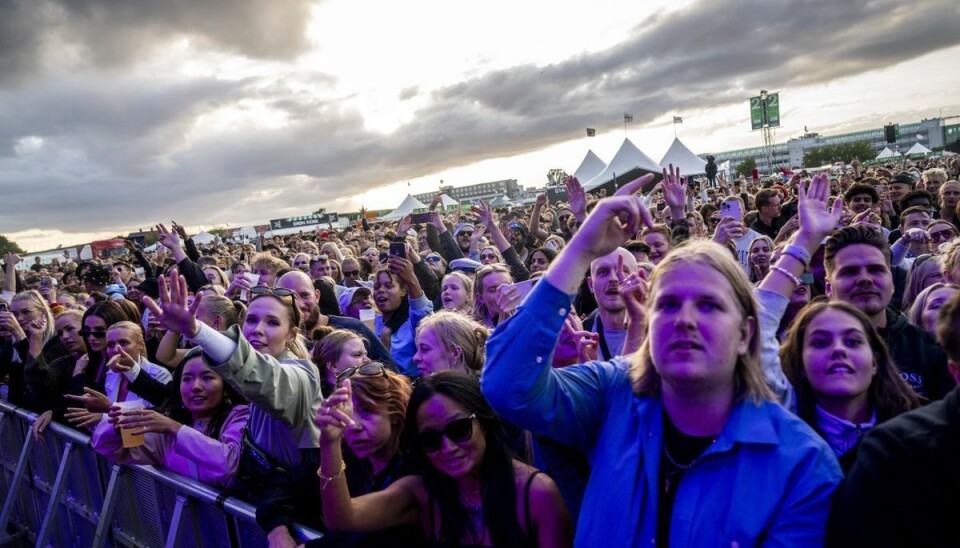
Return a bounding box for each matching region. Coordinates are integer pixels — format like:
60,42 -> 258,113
876,147 -> 901,159
381,195 -> 428,221
584,138 -> 662,191
659,137 -> 707,176
437,193 -> 460,209
906,142 -> 932,156
573,150 -> 607,182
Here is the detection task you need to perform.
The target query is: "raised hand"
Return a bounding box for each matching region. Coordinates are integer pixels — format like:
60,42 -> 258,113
795,172 -> 844,247
396,215 -> 413,237
156,223 -> 182,251
565,175 -> 656,259
142,268 -> 202,337
661,164 -> 687,214
316,380 -> 356,445
471,200 -> 494,227
171,221 -> 189,241
563,176 -> 588,222
64,407 -> 103,430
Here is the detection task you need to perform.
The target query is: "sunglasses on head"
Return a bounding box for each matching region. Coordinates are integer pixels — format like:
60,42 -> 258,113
79,329 -> 107,338
416,414 -> 477,453
250,287 -> 295,299
335,361 -> 386,385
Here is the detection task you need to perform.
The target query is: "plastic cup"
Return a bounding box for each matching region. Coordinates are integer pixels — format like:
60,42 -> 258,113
359,309 -> 376,331
116,400 -> 146,448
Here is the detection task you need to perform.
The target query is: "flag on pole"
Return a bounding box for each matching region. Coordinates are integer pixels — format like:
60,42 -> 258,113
673,116 -> 683,123
586,128 -> 596,137
624,113 -> 633,123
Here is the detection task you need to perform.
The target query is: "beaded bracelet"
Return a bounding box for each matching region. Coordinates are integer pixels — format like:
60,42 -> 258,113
770,265 -> 801,287
782,244 -> 811,268
317,460 -> 347,490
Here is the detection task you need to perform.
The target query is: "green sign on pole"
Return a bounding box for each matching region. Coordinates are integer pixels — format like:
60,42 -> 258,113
766,93 -> 780,127
750,96 -> 763,130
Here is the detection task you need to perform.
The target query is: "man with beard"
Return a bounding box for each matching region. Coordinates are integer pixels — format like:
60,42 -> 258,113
824,226 -> 954,399
581,248 -> 637,360
275,271 -> 395,368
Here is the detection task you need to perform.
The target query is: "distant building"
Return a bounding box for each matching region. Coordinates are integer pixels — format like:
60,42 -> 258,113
415,179 -> 521,204
710,117 -> 955,174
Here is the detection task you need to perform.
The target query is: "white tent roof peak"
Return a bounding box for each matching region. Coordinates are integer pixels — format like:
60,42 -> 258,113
906,142 -> 932,156
381,194 -> 428,220
659,137 -> 707,176
584,138 -> 662,191
574,150 -> 607,182
437,193 -> 460,208
876,147 -> 902,159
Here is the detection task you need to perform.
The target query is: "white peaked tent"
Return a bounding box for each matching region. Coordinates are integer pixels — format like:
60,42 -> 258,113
573,150 -> 607,182
876,147 -> 901,159
659,137 -> 707,175
438,193 -> 460,209
906,142 -> 932,156
584,138 -> 662,191
488,195 -> 512,207
381,195 -> 428,221
192,231 -> 217,244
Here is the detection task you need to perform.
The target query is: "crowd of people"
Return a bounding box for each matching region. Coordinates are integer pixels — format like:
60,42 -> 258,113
3,154 -> 960,546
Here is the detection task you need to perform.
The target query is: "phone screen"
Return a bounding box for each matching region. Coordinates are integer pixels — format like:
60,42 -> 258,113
411,212 -> 432,224
720,200 -> 742,220
389,242 -> 406,258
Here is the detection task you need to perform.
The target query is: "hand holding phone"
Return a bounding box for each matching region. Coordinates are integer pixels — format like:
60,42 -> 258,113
389,241 -> 406,259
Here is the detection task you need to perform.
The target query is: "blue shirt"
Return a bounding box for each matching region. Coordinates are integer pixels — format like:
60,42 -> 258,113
482,280 -> 842,547
375,294 -> 433,377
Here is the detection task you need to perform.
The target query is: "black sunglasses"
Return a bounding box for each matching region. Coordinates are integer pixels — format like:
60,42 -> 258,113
416,414 -> 477,453
250,287 -> 295,299
343,270 -> 361,278
336,361 -> 386,385
424,256 -> 443,263
79,329 -> 107,338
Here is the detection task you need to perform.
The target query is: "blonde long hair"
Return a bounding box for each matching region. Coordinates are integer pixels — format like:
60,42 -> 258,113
628,240 -> 773,402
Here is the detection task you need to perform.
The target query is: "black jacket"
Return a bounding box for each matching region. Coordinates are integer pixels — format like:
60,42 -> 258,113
827,387 -> 960,546
880,309 -> 955,400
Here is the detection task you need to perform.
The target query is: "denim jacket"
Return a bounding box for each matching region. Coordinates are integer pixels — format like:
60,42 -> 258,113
482,280 -> 842,547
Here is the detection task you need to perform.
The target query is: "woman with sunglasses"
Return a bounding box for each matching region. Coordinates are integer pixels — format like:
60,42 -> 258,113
91,348 -> 248,488
483,173 -> 843,545
0,290 -> 64,408
144,269 -> 324,532
69,300 -> 131,397
317,371 -> 572,546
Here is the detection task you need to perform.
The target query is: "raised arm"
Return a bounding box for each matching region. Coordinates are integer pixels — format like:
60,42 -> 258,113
316,381 -> 421,532
482,174 -> 655,448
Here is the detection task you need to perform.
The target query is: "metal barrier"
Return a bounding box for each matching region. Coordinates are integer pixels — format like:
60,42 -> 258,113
0,400 -> 322,547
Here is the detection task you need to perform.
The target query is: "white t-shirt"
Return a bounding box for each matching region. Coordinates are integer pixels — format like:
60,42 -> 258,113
731,229 -> 763,274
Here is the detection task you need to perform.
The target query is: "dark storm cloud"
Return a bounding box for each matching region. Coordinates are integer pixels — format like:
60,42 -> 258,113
2,0 -> 959,239
0,0 -> 317,84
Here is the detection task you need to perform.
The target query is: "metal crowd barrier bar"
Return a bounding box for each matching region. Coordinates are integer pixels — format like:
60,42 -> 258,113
0,400 -> 322,547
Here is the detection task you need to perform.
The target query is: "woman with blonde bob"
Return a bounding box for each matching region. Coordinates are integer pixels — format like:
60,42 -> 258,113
482,170 -> 844,546
439,271 -> 473,315
413,311 -> 489,378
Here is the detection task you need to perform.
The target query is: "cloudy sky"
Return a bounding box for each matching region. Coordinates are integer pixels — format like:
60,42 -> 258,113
2,0 -> 959,252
